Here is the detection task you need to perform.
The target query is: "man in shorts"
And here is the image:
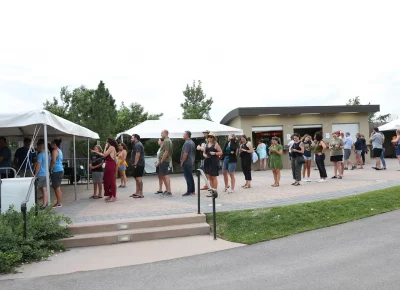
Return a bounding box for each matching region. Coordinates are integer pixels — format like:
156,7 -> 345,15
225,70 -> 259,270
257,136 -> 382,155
197,130 -> 210,190
131,134 -> 145,198
370,127 -> 384,170
344,132 -> 355,170
34,142 -> 48,210
181,131 -> 196,196
156,130 -> 173,196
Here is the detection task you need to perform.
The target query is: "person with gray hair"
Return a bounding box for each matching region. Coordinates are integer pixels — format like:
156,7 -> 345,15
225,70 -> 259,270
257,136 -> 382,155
181,131 -> 196,196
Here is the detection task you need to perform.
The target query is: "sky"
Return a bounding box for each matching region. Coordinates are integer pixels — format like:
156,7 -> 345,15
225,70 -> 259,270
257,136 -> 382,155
1,0 -> 400,124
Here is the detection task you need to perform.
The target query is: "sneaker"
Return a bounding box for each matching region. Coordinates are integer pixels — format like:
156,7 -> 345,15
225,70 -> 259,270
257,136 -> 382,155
228,189 -> 235,194
317,179 -> 327,183
52,204 -> 62,208
182,192 -> 193,197
306,178 -> 312,182
302,178 -> 308,182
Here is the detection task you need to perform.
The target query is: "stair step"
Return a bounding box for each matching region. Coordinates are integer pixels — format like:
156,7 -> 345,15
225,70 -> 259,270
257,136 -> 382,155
68,213 -> 206,235
62,223 -> 210,248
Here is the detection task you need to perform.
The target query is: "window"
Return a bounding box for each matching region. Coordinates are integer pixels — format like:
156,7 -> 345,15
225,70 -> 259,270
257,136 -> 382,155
252,126 -> 283,146
293,125 -> 323,140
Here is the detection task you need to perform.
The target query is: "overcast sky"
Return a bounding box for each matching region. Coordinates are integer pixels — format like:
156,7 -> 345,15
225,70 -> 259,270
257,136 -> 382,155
1,0 -> 399,124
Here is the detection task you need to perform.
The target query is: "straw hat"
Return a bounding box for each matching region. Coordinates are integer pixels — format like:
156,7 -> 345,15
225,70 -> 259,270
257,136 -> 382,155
208,132 -> 217,138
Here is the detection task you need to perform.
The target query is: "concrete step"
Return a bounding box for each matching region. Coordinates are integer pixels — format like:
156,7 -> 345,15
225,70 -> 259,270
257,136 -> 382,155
62,223 -> 211,248
68,213 -> 207,235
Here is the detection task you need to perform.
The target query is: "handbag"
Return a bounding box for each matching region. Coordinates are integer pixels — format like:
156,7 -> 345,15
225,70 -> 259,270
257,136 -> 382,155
252,152 -> 259,163
297,155 -> 305,164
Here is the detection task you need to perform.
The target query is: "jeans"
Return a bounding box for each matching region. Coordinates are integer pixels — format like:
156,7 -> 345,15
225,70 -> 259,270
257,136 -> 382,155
315,153 -> 327,178
183,163 -> 195,194
291,157 -> 302,181
380,148 -> 386,168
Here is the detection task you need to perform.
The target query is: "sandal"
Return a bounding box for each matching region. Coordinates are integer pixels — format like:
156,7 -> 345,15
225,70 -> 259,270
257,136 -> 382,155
92,196 -> 102,199
89,195 -> 97,199
155,191 -> 163,194
272,184 -> 279,187
293,182 -> 301,186
133,195 -> 144,198
223,186 -> 230,192
105,197 -> 111,202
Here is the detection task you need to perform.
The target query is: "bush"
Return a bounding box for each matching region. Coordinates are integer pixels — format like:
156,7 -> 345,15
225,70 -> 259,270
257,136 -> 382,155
0,206 -> 71,273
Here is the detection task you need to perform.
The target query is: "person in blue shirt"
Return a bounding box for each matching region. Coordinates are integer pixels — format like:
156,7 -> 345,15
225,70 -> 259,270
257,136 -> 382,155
14,137 -> 36,177
34,142 -> 49,210
50,139 -> 64,208
0,136 -> 12,178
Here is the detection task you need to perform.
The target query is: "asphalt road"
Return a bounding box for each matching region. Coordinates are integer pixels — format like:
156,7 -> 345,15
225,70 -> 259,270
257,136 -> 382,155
3,210 -> 400,290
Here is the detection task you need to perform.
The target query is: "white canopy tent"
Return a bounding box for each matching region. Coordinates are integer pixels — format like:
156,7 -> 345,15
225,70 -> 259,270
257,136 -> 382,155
116,119 -> 243,140
0,109 -> 100,204
378,119 -> 400,132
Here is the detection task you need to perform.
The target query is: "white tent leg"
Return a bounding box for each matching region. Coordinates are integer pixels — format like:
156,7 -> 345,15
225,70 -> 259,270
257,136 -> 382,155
87,138 -> 89,190
44,124 -> 51,204
73,135 -> 77,201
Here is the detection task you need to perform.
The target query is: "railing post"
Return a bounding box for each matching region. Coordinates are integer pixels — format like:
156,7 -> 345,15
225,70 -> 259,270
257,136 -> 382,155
196,171 -> 201,214
22,204 -> 27,239
34,179 -> 38,216
212,195 -> 217,240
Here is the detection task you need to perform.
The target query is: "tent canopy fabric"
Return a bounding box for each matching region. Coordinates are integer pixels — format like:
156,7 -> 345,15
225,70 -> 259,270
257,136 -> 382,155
116,119 -> 243,139
378,119 -> 400,132
0,109 -> 99,140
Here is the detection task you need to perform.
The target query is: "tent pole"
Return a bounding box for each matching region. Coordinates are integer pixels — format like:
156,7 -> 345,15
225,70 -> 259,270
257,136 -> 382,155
43,124 -> 51,204
73,135 -> 77,201
87,138 -> 89,190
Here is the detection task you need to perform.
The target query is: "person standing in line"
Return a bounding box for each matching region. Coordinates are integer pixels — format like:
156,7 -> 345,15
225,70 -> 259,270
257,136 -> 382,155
0,136 -> 12,178
90,145 -> 104,199
314,132 -> 327,182
344,132 -> 355,170
353,133 -> 364,169
156,130 -> 173,196
239,135 -> 254,189
290,133 -> 304,186
181,131 -> 196,197
155,138 -> 167,194
222,134 -> 238,193
50,139 -> 64,208
93,138 -> 118,202
197,130 -> 210,190
329,132 -> 345,179
370,128 -> 384,171
301,134 -> 312,182
256,140 -> 268,171
14,137 -> 36,177
117,143 -> 128,188
203,132 -> 223,197
378,132 -> 387,170
34,141 -> 49,209
288,135 -> 295,161
391,129 -> 400,171
130,134 -> 145,198
268,137 -> 283,187
360,134 -> 368,165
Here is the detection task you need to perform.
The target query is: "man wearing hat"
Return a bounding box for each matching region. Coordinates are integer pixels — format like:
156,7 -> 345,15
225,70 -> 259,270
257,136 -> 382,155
344,132 -> 355,170
197,130 -> 210,190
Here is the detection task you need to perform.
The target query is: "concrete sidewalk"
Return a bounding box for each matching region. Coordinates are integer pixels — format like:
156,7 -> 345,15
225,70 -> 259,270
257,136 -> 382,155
0,236 -> 243,280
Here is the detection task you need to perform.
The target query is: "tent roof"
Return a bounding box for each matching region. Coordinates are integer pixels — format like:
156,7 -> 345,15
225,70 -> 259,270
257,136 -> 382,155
116,119 -> 243,139
0,109 -> 100,140
378,119 -> 400,132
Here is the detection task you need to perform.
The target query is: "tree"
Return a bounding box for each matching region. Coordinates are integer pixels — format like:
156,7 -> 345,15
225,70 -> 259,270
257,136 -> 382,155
116,102 -> 163,134
346,96 -> 391,123
181,80 -> 213,120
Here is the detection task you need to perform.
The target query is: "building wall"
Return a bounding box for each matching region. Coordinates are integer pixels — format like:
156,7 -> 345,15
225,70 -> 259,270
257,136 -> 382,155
228,112 -> 372,169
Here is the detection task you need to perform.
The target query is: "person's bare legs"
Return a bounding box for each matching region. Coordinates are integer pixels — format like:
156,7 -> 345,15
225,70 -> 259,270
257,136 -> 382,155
229,172 -> 235,190
158,175 -> 163,192
306,160 -> 311,178
135,177 -> 143,195
277,170 -> 281,185
41,188 -> 48,206
98,183 -> 103,197
302,164 -> 306,179
223,170 -> 229,189
93,183 -> 98,197
164,175 -> 171,193
263,158 -> 267,170
375,157 -> 381,169
54,187 -> 62,205
272,169 -> 277,185
333,162 -> 338,177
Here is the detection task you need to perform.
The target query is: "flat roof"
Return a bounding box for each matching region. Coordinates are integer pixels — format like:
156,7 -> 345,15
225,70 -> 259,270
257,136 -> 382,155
220,105 -> 380,125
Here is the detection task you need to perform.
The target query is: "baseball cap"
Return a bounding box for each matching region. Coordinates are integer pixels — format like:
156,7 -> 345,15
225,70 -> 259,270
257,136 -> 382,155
203,130 -> 210,134
346,132 -> 350,135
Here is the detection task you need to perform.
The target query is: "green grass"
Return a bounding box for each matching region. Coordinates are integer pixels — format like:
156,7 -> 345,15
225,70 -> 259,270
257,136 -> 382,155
206,186 -> 400,244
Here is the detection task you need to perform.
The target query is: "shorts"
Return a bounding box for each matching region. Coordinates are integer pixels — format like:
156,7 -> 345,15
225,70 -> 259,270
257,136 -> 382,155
37,176 -> 47,188
51,171 -> 63,189
18,171 -> 34,177
344,149 -> 351,160
330,155 -> 343,162
222,158 -> 236,173
355,150 -> 362,155
132,166 -> 144,178
119,165 -> 126,170
303,156 -> 312,161
373,148 -> 383,158
158,162 -> 170,176
92,171 -> 104,184
396,148 -> 400,156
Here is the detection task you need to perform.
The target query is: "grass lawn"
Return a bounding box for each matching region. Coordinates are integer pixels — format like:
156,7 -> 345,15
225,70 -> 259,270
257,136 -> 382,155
206,186 -> 400,245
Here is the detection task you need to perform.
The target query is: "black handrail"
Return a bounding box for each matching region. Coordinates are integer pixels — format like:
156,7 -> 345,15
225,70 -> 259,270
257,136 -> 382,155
21,178 -> 38,239
196,169 -> 218,240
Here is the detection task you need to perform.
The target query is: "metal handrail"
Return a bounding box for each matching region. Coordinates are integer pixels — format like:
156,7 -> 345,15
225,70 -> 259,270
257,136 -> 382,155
0,167 -> 17,178
196,169 -> 218,240
21,178 -> 38,239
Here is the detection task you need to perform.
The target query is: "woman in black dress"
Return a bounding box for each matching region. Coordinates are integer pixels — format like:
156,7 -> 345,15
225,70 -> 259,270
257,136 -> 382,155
203,132 -> 223,196
239,135 -> 254,189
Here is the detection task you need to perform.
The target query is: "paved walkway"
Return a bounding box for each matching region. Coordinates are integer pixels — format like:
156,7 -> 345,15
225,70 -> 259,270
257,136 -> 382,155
55,159 -> 400,223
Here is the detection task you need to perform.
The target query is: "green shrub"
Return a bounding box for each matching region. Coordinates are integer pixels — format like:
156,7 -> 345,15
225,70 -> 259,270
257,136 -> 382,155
0,206 -> 71,273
